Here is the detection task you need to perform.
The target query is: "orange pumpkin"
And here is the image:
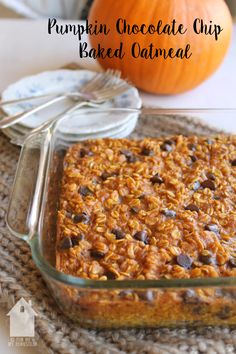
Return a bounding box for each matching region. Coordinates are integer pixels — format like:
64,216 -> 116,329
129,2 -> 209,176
88,0 -> 232,94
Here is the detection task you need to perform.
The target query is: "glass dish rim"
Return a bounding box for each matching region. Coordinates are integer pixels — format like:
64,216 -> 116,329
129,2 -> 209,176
22,107 -> 236,289
31,235 -> 236,289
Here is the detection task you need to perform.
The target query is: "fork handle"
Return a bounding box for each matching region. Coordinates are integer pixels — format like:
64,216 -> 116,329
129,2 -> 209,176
0,95 -> 68,129
0,91 -> 86,108
11,101 -> 100,146
26,100 -> 91,136
0,93 -> 61,107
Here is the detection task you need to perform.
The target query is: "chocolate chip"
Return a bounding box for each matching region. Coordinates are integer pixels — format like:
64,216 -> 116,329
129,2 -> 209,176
190,155 -> 197,163
79,148 -> 93,158
205,224 -> 219,234
120,149 -> 133,157
105,270 -> 117,280
216,306 -> 231,320
206,172 -> 216,181
201,179 -> 216,191
228,258 -> 236,268
199,251 -> 213,265
120,149 -> 138,163
160,143 -> 173,152
79,186 -> 93,196
182,290 -> 199,304
58,236 -> 73,250
141,148 -> 154,156
79,149 -> 87,158
90,249 -> 106,259
130,207 -> 139,214
231,159 -> 236,166
127,155 -> 138,163
71,234 -> 84,246
138,194 -> 146,200
150,174 -> 164,184
137,290 -> 154,302
176,254 -> 193,269
188,143 -> 197,151
192,305 -> 206,315
162,209 -> 176,218
213,195 -> 221,200
192,181 -> 201,191
185,204 -> 199,212
73,212 -> 90,224
111,228 -> 125,240
101,172 -> 112,181
133,230 -> 149,244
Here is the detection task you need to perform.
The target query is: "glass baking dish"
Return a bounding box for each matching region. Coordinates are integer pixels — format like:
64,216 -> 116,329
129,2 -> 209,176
6,108 -> 236,328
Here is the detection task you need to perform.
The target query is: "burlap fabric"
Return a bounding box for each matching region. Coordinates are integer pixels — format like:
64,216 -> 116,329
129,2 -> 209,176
1,115 -> 236,354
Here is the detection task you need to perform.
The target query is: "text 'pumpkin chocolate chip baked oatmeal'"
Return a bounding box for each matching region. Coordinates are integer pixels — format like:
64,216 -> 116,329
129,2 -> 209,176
56,135 -> 236,327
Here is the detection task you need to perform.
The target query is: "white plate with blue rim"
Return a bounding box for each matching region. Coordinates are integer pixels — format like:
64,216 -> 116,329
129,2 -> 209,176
1,70 -> 142,144
3,111 -> 139,145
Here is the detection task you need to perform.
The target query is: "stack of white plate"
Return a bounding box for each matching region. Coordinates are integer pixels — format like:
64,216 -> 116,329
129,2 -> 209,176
1,70 -> 142,145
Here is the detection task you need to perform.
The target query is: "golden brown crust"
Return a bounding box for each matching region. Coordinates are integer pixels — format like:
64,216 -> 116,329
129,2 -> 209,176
56,136 -> 236,282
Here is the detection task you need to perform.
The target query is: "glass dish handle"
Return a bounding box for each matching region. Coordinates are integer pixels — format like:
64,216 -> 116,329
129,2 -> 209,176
6,131 -> 50,243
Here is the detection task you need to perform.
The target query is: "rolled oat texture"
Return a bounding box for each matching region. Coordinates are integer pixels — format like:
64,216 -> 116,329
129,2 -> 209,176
57,136 -> 236,281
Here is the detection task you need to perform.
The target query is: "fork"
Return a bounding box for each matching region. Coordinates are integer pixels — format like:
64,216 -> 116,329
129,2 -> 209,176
8,72 -> 131,145
0,69 -> 120,107
0,69 -> 128,129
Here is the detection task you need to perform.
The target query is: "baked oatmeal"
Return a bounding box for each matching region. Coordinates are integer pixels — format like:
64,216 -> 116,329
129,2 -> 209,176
57,136 -> 236,281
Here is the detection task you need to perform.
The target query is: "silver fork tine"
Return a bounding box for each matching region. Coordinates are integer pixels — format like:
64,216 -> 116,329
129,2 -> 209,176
80,70 -> 129,101
81,73 -> 109,93
102,84 -> 130,97
80,72 -> 106,93
81,69 -> 121,93
98,73 -> 122,91
94,86 -> 130,101
96,80 -> 130,92
80,70 -> 112,92
111,70 -> 122,79
107,69 -> 121,78
93,82 -> 130,97
91,70 -> 121,90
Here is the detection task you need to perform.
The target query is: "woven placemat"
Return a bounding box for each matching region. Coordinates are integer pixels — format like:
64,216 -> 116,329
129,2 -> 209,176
1,115 -> 236,354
